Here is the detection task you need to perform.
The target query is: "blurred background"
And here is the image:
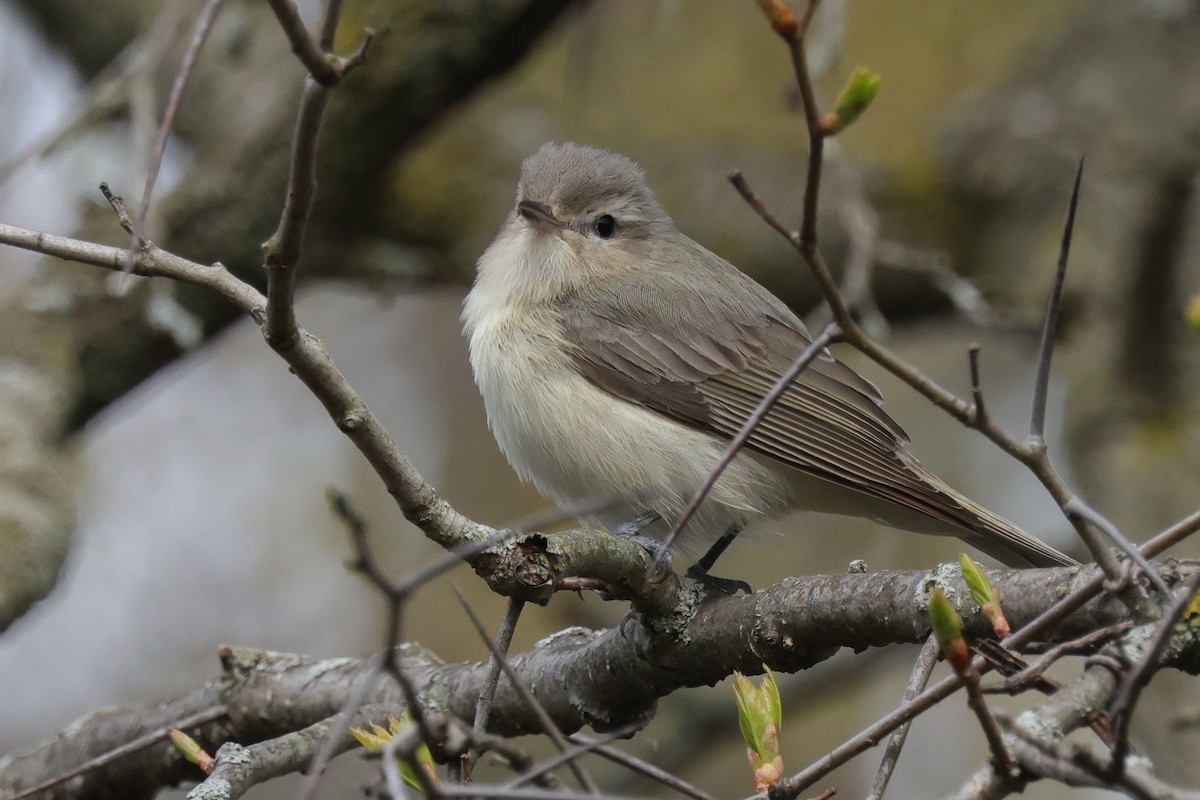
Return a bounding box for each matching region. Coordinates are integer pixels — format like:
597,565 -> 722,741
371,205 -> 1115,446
1,0 -> 1198,797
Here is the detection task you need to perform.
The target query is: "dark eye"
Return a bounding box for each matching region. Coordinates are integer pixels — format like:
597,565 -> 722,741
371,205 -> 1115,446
594,214 -> 616,239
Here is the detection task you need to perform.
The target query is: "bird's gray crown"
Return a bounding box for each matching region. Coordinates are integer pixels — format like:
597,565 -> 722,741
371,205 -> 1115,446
518,142 -> 669,223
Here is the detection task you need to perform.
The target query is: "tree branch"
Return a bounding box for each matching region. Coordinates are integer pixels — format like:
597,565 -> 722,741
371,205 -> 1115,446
5,563 -> 1197,799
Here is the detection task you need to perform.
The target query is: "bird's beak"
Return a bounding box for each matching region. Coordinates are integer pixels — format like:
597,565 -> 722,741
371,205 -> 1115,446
517,199 -> 565,233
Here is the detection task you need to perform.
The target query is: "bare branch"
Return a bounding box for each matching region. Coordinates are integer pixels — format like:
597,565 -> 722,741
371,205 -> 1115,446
984,623 -> 1132,698
565,735 -> 719,800
866,636 -> 939,800
1063,497 -> 1170,596
264,0 -> 339,84
961,667 -> 1016,779
8,706 -> 227,800
0,219 -> 264,313
967,345 -> 986,425
1107,570 -> 1200,778
455,589 -> 599,794
1029,156 -> 1083,445
762,506 -> 1200,798
440,787 -> 640,800
191,716 -> 354,800
127,0 -> 227,276
262,77 -> 330,349
501,723 -> 641,792
317,0 -> 344,51
737,7 -> 1135,588
294,660 -> 388,800
996,724 -> 1200,800
471,597 -> 527,773
6,561 -> 1195,800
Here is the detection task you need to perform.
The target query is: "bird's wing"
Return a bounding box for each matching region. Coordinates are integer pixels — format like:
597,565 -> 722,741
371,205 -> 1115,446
559,277 -> 989,534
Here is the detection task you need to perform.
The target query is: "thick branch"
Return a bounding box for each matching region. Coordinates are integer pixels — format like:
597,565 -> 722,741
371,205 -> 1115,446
4,564 -> 1196,799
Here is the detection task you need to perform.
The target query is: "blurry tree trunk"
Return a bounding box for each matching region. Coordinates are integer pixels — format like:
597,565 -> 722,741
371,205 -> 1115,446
0,0 -> 575,628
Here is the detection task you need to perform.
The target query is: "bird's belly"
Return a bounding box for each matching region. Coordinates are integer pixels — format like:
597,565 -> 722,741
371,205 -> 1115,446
469,314 -> 786,540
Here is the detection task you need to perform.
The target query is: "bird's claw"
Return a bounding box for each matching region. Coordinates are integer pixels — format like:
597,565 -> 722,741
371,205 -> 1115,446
685,563 -> 752,595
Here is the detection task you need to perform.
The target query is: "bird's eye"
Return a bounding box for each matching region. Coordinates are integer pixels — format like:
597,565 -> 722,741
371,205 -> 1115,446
594,214 -> 616,239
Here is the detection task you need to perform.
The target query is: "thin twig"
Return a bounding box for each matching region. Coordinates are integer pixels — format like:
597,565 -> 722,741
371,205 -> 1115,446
565,735 -> 719,800
100,183 -> 145,243
8,706 -> 228,800
262,77 -> 330,349
440,788 -> 643,800
763,507 -> 1200,798
471,597 -> 527,772
318,0 -> 345,50
787,1 -> 825,250
127,0 -> 227,277
967,345 -> 986,425
728,170 -> 802,245
1029,157 -> 1083,445
0,219 -> 264,313
261,0 -> 371,349
321,491 -> 477,799
1000,719 -> 1200,800
379,608 -> 447,794
454,590 -> 600,794
294,658 -> 387,800
795,0 -> 820,39
985,624 -> 1132,696
1106,570 -> 1200,778
739,10 -> 1130,586
961,667 -> 1016,778
327,500 -> 442,778
501,723 -> 640,791
1063,497 -> 1170,596
658,322 -> 840,559
405,533 -> 521,597
264,0 -> 339,84
866,635 -> 939,800
332,489 -> 401,602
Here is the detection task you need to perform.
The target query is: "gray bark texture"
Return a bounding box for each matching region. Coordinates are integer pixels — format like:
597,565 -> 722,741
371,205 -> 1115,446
4,564 -> 1194,800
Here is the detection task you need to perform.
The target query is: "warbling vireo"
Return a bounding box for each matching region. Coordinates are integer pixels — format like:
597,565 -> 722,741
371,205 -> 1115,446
463,142 -> 1073,569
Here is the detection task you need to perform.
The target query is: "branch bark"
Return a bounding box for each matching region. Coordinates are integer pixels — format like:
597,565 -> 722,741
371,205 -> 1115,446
3,563 -> 1196,800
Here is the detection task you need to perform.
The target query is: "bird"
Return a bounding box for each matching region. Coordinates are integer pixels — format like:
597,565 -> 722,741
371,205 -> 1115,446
462,141 -> 1074,571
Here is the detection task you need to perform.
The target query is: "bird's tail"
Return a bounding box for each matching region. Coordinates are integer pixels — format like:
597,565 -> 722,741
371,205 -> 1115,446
919,468 -> 1077,568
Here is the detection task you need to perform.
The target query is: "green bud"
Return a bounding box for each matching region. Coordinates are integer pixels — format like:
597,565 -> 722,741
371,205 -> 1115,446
959,555 -> 1010,637
822,67 -> 882,135
959,555 -> 994,607
169,729 -> 213,772
733,666 -> 783,788
929,587 -> 970,670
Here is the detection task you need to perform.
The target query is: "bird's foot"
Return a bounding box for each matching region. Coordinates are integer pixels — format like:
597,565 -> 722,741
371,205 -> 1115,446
684,562 -> 752,595
611,511 -> 669,567
612,510 -> 660,537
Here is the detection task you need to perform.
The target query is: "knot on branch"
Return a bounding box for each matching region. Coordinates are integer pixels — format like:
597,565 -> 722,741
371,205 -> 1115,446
471,532 -> 559,604
466,528 -> 687,618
